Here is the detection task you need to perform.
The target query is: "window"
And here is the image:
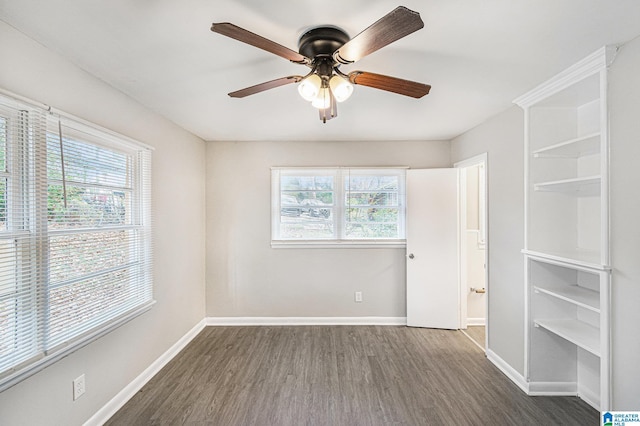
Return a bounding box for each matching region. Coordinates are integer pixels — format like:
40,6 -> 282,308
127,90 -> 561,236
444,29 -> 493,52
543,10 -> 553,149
272,168 -> 406,246
0,93 -> 152,391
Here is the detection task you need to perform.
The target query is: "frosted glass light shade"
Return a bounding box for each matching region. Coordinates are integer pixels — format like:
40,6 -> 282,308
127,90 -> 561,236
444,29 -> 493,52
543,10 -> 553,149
298,74 -> 322,101
329,75 -> 354,102
311,88 -> 331,109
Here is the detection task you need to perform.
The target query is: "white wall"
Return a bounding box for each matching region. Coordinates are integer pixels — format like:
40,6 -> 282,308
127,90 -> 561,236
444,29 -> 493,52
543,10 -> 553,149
0,22 -> 206,425
609,36 -> 640,410
451,107 -> 525,374
206,140 -> 450,318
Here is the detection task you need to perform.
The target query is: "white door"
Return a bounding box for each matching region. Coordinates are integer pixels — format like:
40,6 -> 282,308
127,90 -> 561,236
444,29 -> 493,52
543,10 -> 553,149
406,168 -> 460,329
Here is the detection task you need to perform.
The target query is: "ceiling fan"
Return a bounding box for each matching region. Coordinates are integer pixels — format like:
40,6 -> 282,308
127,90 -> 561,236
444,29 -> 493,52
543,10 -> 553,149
211,6 -> 431,123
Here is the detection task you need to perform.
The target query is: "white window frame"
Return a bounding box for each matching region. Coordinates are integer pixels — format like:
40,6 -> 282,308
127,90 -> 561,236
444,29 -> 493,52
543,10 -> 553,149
0,90 -> 153,392
271,167 -> 406,248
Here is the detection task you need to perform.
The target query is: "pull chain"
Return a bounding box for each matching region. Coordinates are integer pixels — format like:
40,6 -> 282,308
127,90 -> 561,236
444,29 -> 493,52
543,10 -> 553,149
58,120 -> 68,209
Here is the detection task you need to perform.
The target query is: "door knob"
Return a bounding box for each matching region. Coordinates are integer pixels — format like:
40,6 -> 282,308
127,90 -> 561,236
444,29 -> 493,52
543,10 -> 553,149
408,253 -> 415,259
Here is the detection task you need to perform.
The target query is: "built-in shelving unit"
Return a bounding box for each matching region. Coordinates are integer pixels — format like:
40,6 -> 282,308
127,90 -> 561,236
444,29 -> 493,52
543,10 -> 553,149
514,46 -> 615,411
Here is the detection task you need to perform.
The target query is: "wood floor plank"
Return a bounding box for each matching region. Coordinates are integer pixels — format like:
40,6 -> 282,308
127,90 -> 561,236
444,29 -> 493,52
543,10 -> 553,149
463,326 -> 486,348
106,326 -> 597,426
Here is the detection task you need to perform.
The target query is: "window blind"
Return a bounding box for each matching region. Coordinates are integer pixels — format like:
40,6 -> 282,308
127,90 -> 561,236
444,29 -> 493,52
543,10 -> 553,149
0,99 -> 48,379
0,92 -> 153,390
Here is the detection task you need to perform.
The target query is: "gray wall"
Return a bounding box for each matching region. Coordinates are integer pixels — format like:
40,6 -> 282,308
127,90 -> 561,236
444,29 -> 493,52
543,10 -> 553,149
0,22 -> 206,425
451,107 -> 525,375
206,140 -> 450,318
609,36 -> 640,410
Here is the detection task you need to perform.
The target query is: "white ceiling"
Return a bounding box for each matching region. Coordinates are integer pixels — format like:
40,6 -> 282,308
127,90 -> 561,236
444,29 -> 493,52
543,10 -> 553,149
1,0 -> 640,142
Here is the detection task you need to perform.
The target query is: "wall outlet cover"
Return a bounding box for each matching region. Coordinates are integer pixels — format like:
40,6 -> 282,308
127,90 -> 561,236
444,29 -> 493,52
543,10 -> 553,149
73,374 -> 86,400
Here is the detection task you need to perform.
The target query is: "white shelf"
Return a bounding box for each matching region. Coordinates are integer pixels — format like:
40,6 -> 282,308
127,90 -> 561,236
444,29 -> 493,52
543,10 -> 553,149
534,175 -> 600,195
533,133 -> 600,158
534,318 -> 600,357
534,284 -> 600,313
523,249 -> 609,271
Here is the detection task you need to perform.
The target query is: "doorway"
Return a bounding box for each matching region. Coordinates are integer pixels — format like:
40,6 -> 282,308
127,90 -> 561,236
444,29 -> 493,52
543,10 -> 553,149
404,158 -> 488,344
455,154 -> 488,350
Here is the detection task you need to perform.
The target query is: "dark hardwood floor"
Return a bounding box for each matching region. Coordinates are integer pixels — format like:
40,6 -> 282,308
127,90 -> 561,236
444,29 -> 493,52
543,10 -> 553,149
106,326 -> 597,426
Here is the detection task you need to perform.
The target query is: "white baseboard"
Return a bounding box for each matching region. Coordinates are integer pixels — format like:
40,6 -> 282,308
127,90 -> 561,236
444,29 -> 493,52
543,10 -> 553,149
578,386 -> 600,411
486,349 -> 529,394
485,350 -> 599,410
466,317 -> 486,326
528,381 -> 599,410
206,316 -> 407,326
84,319 -> 207,426
528,381 -> 577,395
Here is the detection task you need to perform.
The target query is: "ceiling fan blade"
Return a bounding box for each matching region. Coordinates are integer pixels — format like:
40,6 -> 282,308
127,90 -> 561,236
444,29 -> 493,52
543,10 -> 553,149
228,76 -> 303,98
348,71 -> 431,98
211,23 -> 310,64
333,6 -> 424,64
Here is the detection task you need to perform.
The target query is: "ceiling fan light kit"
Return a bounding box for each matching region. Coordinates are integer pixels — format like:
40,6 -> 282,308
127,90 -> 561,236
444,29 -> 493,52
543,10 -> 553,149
211,6 -> 431,123
311,87 -> 332,109
329,75 -> 353,102
297,74 -> 322,101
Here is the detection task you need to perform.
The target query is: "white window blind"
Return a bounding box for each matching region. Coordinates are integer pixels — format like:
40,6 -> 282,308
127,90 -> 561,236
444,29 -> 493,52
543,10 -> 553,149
0,92 -> 153,391
272,167 -> 406,245
0,100 -> 46,381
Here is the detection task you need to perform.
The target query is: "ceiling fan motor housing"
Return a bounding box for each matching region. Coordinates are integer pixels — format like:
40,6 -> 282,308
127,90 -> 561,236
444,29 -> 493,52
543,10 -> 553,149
298,27 -> 349,61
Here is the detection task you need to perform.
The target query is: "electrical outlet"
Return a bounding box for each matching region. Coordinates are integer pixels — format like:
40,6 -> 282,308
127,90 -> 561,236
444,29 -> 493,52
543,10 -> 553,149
354,291 -> 363,303
73,374 -> 86,400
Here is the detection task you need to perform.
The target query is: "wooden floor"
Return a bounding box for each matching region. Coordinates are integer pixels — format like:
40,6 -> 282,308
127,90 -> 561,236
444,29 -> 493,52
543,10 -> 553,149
462,326 -> 485,349
107,326 -> 597,426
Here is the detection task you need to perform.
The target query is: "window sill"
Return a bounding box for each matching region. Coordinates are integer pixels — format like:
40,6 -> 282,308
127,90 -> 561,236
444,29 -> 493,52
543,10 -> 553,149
271,240 -> 406,249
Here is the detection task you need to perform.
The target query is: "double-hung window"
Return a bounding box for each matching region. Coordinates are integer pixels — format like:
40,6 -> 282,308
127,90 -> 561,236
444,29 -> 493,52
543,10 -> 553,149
272,167 -> 406,246
0,92 -> 152,391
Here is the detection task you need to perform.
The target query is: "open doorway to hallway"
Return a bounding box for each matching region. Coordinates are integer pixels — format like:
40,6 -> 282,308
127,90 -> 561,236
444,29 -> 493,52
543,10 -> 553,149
455,154 -> 488,350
